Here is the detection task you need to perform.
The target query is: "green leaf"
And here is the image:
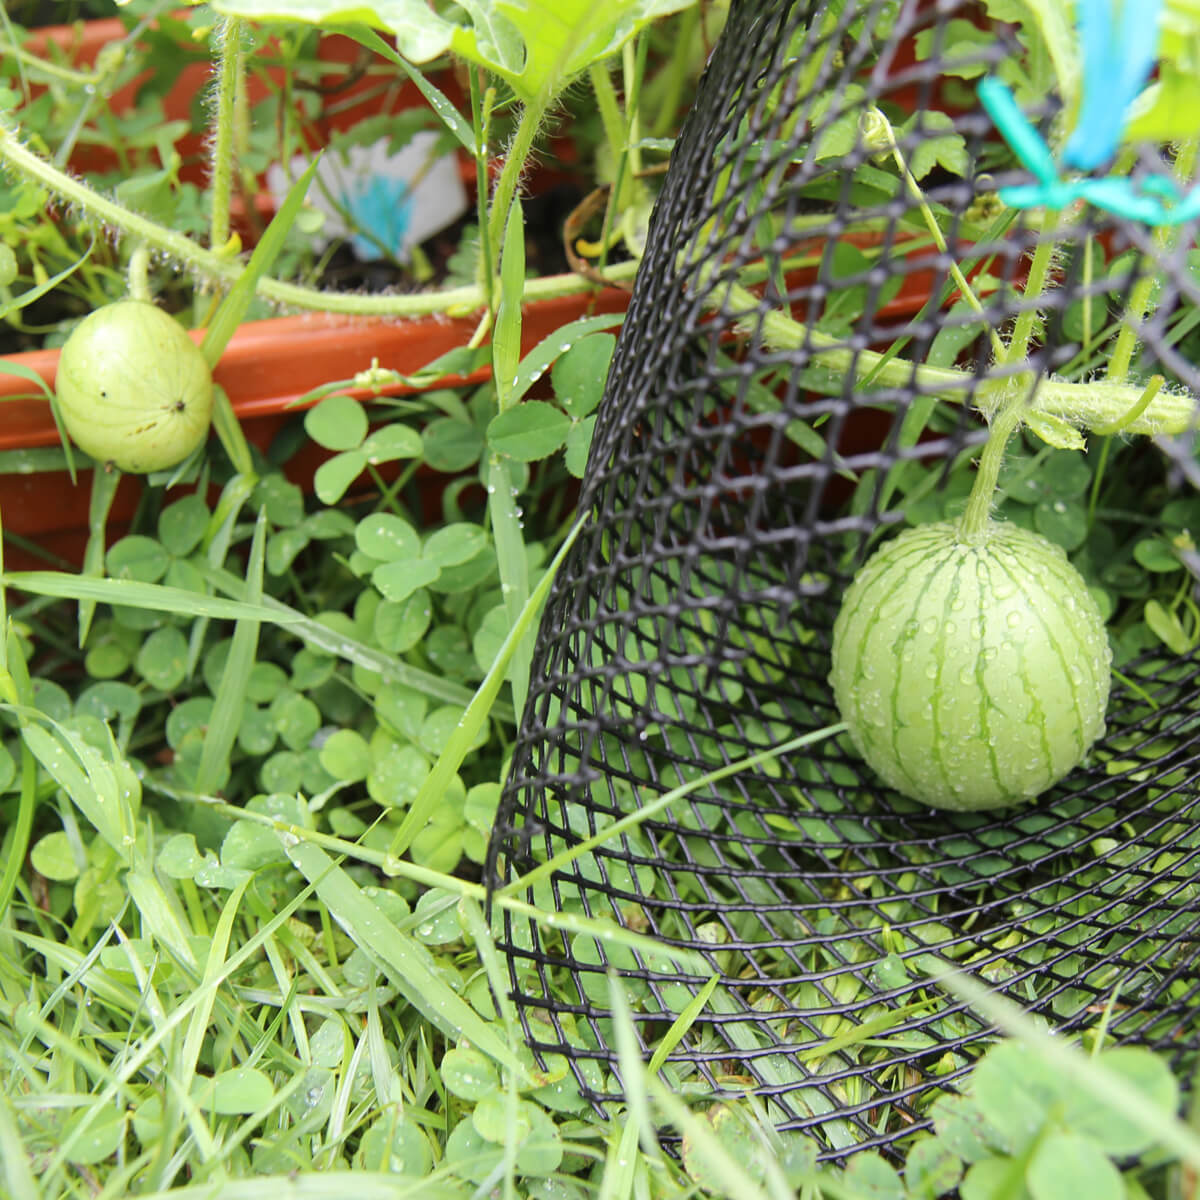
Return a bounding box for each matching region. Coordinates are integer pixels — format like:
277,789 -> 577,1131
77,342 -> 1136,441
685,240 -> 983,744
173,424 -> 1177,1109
487,401 -> 571,460
191,1066 -> 275,1115
1033,497 -> 1087,551
970,1042 -> 1062,1153
423,523 -> 486,568
901,111 -> 968,181
1026,1133 -> 1121,1200
157,833 -> 209,880
356,514 -> 421,562
285,840 -> 529,1080
158,494 -> 211,557
136,626 -> 190,691
62,1106 -> 124,1165
421,417 -> 485,472
374,591 -> 433,653
212,0 -> 455,61
319,729 -> 372,782
373,558 -> 441,603
387,519 -> 582,858
355,1114 -> 432,1175
551,332 -> 614,418
842,1151 -> 905,1199
221,821 -> 288,871
360,422 -> 422,464
305,394 -> 368,451
564,415 -> 596,477
30,831 -> 79,882
196,511 -> 267,794
314,450 -> 369,504
511,313 -> 624,406
106,536 -> 171,583
905,1134 -> 964,1199
1133,537 -> 1181,573
456,0 -> 698,103
1124,62 -> 1200,144
441,1045 -> 499,1101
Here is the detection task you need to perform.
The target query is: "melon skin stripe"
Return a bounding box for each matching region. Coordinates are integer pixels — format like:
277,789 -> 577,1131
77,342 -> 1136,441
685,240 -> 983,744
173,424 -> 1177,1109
829,519 -> 1112,812
55,300 -> 213,474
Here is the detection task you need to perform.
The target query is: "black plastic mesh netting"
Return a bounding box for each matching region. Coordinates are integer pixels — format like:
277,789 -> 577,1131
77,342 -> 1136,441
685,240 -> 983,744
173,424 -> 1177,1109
486,0 -> 1200,1158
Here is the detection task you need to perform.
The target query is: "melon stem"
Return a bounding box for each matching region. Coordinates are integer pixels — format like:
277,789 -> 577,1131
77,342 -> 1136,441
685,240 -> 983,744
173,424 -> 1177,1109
959,402 -> 1023,541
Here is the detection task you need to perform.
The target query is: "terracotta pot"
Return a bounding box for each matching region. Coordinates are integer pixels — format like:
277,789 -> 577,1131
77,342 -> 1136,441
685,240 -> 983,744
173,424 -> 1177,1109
0,289 -> 630,570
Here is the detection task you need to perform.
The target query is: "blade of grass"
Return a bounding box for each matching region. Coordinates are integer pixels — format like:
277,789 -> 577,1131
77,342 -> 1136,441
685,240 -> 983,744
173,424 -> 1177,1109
386,517 -> 585,861
607,973 -> 774,1200
509,312 -> 626,406
9,709 -> 134,860
498,723 -> 847,898
0,742 -> 35,921
132,1174 -> 471,1200
940,968 -> 1200,1172
600,978 -> 725,1200
284,839 -> 530,1082
174,793 -> 708,971
41,873 -> 322,1177
2,571 -> 303,624
330,25 -> 475,152
198,563 -> 497,715
196,509 -> 266,794
77,465 -> 120,646
0,1089 -> 42,1200
490,194 -> 533,716
200,158 -> 321,475
173,878 -> 254,1162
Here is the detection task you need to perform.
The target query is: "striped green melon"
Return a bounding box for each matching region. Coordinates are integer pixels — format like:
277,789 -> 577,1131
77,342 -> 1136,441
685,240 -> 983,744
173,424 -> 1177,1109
829,519 -> 1111,812
55,300 -> 213,474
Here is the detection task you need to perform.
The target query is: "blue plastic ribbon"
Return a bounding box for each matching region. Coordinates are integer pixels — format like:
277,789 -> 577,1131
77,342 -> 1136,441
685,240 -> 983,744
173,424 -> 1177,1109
1062,0 -> 1161,170
342,174 -> 414,260
978,0 -> 1200,226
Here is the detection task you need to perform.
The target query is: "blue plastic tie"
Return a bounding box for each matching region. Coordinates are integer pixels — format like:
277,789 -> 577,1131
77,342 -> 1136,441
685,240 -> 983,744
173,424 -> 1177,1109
1062,0 -> 1162,170
978,0 -> 1200,227
343,174 -> 414,261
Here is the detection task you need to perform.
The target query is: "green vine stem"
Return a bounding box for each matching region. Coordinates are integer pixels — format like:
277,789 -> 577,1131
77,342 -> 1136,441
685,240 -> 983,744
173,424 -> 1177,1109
864,107 -> 1005,361
1105,140 -> 1199,385
713,272 -> 1199,437
0,117 -> 636,317
485,95 -> 549,282
208,17 -> 244,252
959,402 -> 1023,540
952,208 -> 1067,541
126,244 -> 151,302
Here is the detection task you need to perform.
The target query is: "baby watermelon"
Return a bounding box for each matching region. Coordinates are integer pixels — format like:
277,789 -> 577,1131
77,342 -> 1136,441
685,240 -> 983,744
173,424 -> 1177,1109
829,519 -> 1111,812
55,300 -> 213,474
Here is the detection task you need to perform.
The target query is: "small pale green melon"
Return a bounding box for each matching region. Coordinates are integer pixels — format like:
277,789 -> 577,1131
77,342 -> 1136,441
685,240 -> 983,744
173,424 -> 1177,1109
829,519 -> 1111,812
55,300 -> 213,474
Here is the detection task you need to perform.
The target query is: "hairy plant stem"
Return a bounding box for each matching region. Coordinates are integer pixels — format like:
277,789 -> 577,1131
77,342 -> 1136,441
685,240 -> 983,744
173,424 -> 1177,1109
868,106 -> 1004,360
486,95 -> 548,282
0,120 -> 637,317
954,209 -> 1065,540
959,404 -> 1022,540
1105,138 -> 1200,385
208,17 -> 243,252
726,274 -> 1199,436
126,244 -> 151,302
